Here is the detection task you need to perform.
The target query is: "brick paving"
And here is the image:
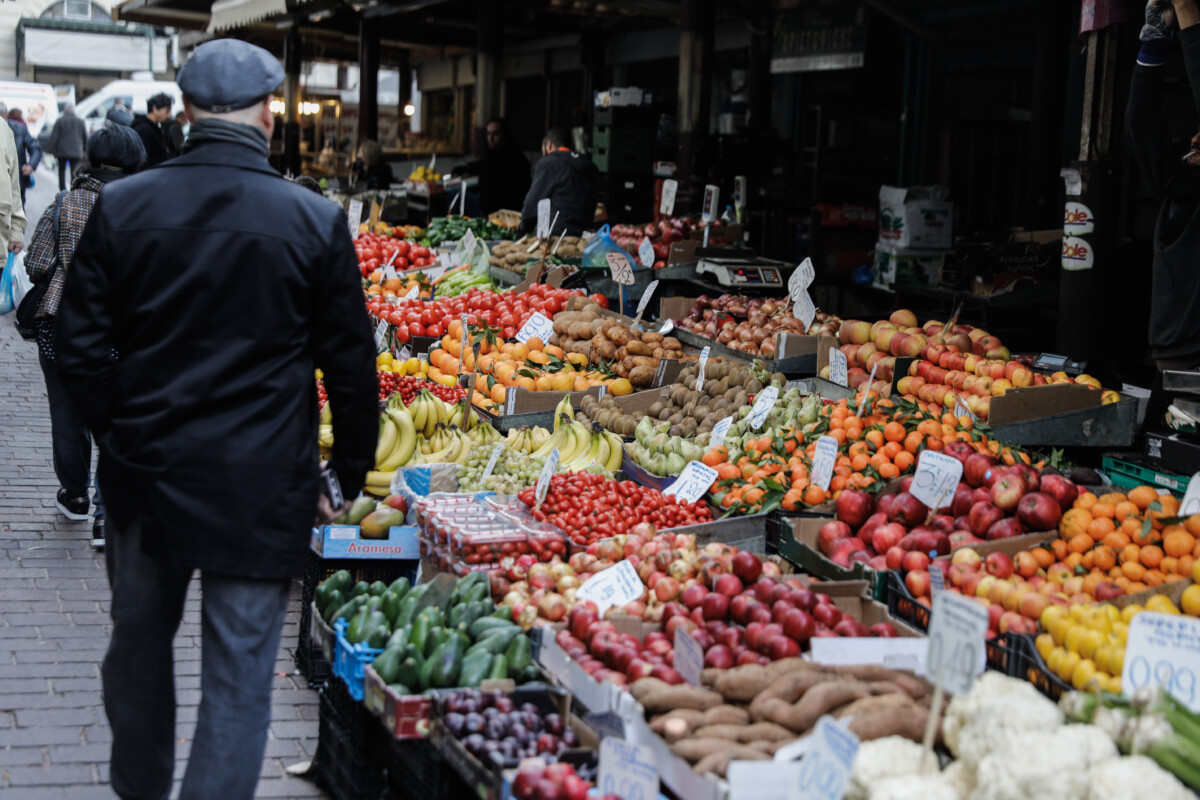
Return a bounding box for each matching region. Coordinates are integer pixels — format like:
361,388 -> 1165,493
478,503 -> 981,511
0,166 -> 331,798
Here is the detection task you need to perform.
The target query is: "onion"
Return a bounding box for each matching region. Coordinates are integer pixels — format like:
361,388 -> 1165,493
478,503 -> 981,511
748,312 -> 767,328
759,340 -> 776,358
717,330 -> 735,344
752,328 -> 769,345
738,328 -> 755,343
704,321 -> 718,337
729,304 -> 748,316
743,343 -> 760,355
696,295 -> 711,309
689,306 -> 702,319
761,301 -> 777,316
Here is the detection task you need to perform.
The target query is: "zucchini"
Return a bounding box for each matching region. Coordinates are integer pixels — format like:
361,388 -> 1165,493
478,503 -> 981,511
368,580 -> 388,597
505,635 -> 532,678
486,654 -> 508,681
459,651 -> 491,687
469,617 -> 517,639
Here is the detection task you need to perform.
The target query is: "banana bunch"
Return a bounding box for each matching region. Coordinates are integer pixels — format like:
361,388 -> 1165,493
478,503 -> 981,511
553,394 -> 574,426
505,425 -> 552,454
530,418 -> 623,474
417,423 -> 473,464
448,402 -> 480,431
408,165 -> 441,182
469,422 -> 502,445
409,389 -> 456,438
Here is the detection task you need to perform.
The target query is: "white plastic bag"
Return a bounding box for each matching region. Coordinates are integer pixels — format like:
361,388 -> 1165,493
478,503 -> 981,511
11,251 -> 30,308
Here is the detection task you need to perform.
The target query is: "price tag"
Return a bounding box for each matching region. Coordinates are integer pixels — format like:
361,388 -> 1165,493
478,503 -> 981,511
398,345 -> 411,361
385,247 -> 401,268
731,761 -> 803,797
674,626 -> 705,685
747,385 -> 779,431
1123,613 -> 1200,711
709,416 -> 733,448
480,443 -> 505,485
663,461 -> 718,503
910,450 -> 964,510
786,716 -> 858,800
927,591 -> 989,695
576,560 -> 642,617
461,228 -> 477,260
1179,472 -> 1200,515
403,284 -> 419,301
954,396 -> 976,422
810,435 -> 838,491
856,361 -> 879,414
374,320 -> 388,348
598,738 -> 659,800
459,314 -> 469,363
551,230 -> 567,257
428,152 -> 437,170
701,184 -> 720,225
794,289 -> 816,332
930,565 -> 945,593
659,319 -> 674,335
383,263 -> 399,282
694,346 -> 711,391
633,280 -> 659,325
458,185 -> 466,215
789,258 -> 815,298
534,448 -> 560,510
606,251 -> 636,286
537,198 -> 551,239
829,349 -> 849,387
515,312 -> 553,345
639,237 -> 655,268
660,179 -> 678,216
347,199 -> 363,240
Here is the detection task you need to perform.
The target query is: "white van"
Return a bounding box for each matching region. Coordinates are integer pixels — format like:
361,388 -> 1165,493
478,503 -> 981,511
76,80 -> 183,134
0,81 -> 58,139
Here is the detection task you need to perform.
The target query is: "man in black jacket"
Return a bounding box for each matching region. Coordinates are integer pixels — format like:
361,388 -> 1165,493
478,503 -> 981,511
456,118 -> 530,214
521,127 -> 598,237
55,40 -> 378,800
48,102 -> 88,190
130,92 -> 174,167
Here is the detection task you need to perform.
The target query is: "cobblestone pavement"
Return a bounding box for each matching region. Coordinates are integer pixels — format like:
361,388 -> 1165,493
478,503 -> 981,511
0,164 -> 330,798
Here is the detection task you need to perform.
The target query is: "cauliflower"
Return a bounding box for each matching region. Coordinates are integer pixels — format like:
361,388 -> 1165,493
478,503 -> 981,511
846,736 -> 940,800
941,760 -> 975,798
1085,755 -> 1195,800
941,672 -> 1063,768
968,725 -> 1116,800
868,775 -> 962,800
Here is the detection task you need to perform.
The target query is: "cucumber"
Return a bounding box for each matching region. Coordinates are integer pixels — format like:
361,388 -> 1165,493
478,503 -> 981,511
368,580 -> 388,597
387,577 -> 411,598
505,635 -> 532,678
409,615 -> 431,656
419,648 -> 437,690
351,581 -> 370,598
366,596 -> 383,613
487,655 -> 508,681
469,617 -> 517,639
463,583 -> 488,605
459,651 -> 491,687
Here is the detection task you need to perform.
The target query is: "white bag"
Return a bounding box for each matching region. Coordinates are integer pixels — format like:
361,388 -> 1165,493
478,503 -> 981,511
11,251 -> 30,308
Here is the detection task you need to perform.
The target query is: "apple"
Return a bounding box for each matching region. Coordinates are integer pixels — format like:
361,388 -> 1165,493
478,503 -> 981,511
905,570 -> 931,598
951,547 -> 982,567
782,608 -> 816,642
729,594 -> 756,625
968,501 -> 1005,536
834,619 -> 869,637
812,603 -> 843,628
787,586 -> 817,611
871,523 -> 905,555
818,521 -> 853,555
902,551 -> 931,572
990,474 -> 1027,512
1009,463 -> 1040,492
753,578 -> 778,604
869,623 -> 899,638
717,627 -> 744,650
889,492 -> 928,527
984,552 -> 1014,579
1013,551 -> 1039,578
653,577 -> 682,602
713,573 -> 744,598
948,530 -> 981,548
1017,591 -> 1050,620
731,551 -> 763,583
1016,492 -> 1063,531
951,484 -> 977,517
701,592 -> 730,621
830,539 -> 856,567
767,635 -> 801,660
1039,474 -> 1079,512
890,308 -> 918,328
836,489 -> 876,529
948,562 -> 976,587
986,603 -> 1004,633
986,517 -> 1026,540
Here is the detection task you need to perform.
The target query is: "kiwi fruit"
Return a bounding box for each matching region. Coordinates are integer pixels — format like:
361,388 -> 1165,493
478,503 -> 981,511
746,379 -> 764,394
648,401 -> 665,417
734,390 -> 748,406
658,407 -> 673,421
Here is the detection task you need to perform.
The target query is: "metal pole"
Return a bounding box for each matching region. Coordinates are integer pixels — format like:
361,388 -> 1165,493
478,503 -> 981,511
475,0 -> 502,158
357,16 -> 380,143
283,25 -> 301,177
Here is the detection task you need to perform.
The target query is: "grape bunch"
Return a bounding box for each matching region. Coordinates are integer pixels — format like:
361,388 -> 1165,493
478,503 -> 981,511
458,444 -> 545,496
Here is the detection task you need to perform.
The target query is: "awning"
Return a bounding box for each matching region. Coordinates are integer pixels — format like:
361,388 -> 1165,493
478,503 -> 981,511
207,0 -> 286,33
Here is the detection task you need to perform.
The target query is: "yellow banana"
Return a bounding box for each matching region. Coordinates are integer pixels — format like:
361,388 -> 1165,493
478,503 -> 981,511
410,394 -> 428,432
530,424 -> 568,459
423,399 -> 440,437
593,432 -> 611,472
554,394 -> 574,427
455,431 -> 473,464
364,470 -> 396,496
374,413 -> 398,469
380,406 -> 417,469
318,426 -> 334,449
604,431 -> 624,472
423,432 -> 461,463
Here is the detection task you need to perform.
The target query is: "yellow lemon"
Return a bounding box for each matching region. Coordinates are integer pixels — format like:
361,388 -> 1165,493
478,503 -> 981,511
406,357 -> 422,375
1078,629 -> 1103,660
1041,605 -> 1068,629
1047,647 -> 1065,674
1069,604 -> 1087,622
1071,659 -> 1100,690
1102,604 -> 1121,622
1181,585 -> 1200,617
1064,624 -> 1088,655
1120,604 -> 1143,623
1035,633 -> 1055,661
1146,595 -> 1180,615
377,352 -> 393,367
1111,621 -> 1129,643
1107,646 -> 1125,677
1094,645 -> 1112,675
1057,650 -> 1082,682
1104,675 -> 1124,694
1048,616 -> 1072,646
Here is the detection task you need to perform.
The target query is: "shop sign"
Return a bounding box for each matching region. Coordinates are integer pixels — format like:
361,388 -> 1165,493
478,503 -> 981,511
771,0 -> 868,74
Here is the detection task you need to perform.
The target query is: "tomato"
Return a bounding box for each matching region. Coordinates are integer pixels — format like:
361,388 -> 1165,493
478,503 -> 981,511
419,309 -> 438,326
394,240 -> 410,257
589,293 -> 609,310
426,323 -> 443,337
393,326 -> 411,344
408,321 -> 423,337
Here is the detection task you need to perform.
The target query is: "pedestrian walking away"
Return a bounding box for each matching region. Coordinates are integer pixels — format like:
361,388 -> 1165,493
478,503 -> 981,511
48,102 -> 89,191
54,38 -> 378,800
24,124 -> 146,548
2,105 -> 43,205
0,110 -> 25,256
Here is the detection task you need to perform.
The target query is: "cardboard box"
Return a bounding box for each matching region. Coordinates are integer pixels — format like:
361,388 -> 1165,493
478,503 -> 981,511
873,244 -> 947,288
986,383 -> 1101,426
312,525 -> 420,560
805,580 -> 923,637
878,185 -> 954,249
943,229 -> 1059,296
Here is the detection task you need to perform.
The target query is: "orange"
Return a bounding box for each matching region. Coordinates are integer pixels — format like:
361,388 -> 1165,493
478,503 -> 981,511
1068,533 -> 1094,554
803,485 -> 827,506
1185,514 -> 1200,537
1127,485 -> 1159,511
1093,545 -> 1117,571
1033,547 -> 1055,568
1122,561 -> 1146,581
904,432 -> 924,454
1163,527 -> 1196,558
1163,556 -> 1179,575
525,337 -> 545,352
1120,517 -> 1144,539
1087,517 -> 1116,541
490,383 -> 507,404
1076,492 -> 1098,510
1121,543 -> 1142,564
1178,554 -> 1195,577
1091,502 -> 1115,520
1098,492 -> 1128,506
894,451 -> 915,472
1113,501 -> 1140,523
535,375 -> 554,391
1145,570 -> 1166,587
1061,508 -> 1093,539
1140,544 -> 1164,569
1104,530 -> 1133,549
878,462 -> 900,479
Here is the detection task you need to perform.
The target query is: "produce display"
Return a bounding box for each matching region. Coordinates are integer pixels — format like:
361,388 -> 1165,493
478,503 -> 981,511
550,299 -> 693,389
489,237 -> 584,274
434,265 -> 497,297
356,232 -> 438,276
424,215 -> 524,246
439,688 -> 585,773
674,293 -> 844,353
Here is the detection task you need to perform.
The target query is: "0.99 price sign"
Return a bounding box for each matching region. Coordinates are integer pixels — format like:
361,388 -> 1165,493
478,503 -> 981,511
1122,612 -> 1200,711
598,738 -> 658,800
927,591 -> 988,695
787,716 -> 857,800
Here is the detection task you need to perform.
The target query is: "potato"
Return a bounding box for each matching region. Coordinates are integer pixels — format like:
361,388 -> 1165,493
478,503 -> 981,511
662,337 -> 682,350
702,705 -> 750,726
568,322 -> 593,340
589,319 -> 608,338
630,356 -> 657,370
626,340 -> 653,356
607,326 -> 633,346
594,339 -> 617,361
642,332 -> 664,344
639,686 -> 723,714
629,366 -> 655,387
615,346 -> 628,362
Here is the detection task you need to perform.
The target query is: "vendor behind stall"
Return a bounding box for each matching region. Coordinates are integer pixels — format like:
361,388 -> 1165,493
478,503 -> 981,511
521,127 -> 597,237
452,117 -> 530,214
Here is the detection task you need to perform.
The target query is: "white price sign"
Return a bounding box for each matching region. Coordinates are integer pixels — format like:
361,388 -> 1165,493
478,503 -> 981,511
374,320 -> 388,348
810,435 -> 838,491
534,448 -> 560,510
537,199 -> 552,239
954,396 -> 976,422
674,626 -> 706,685
403,284 -> 419,301
709,416 -> 733,449
398,345 -> 411,361
786,716 -> 858,800
460,228 -> 477,261
809,637 -> 928,676
663,461 -> 718,504
634,280 -> 659,322
748,385 -> 779,431
794,289 -> 816,332
1122,612 -> 1200,712
480,443 -> 504,485
856,361 -> 879,414
459,314 -> 470,362
1179,472 -> 1200,515
789,258 -> 815,298
927,591 -> 989,695
659,319 -> 674,335
383,263 -> 399,281
347,199 -> 363,240
659,179 -> 678,216
732,761 -> 802,798
606,251 -> 636,286
829,349 -> 849,387
576,559 -> 643,617
694,346 -> 711,392
598,738 -> 659,800
930,565 -> 945,593
515,312 -> 553,344
733,175 -> 747,209
701,184 -> 720,224
639,237 -> 655,268
910,450 -> 964,511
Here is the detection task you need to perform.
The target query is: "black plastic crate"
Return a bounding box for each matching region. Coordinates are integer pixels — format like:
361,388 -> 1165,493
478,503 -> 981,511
1011,632 -> 1072,701
316,685 -> 384,800
323,675 -> 378,747
372,735 -> 467,800
297,549 -> 417,687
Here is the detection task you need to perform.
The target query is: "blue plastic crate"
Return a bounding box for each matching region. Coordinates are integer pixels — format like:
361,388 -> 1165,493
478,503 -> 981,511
332,618 -> 384,701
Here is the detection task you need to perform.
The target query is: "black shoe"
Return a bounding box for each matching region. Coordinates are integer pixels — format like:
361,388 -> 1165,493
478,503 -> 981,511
90,517 -> 105,550
55,489 -> 89,521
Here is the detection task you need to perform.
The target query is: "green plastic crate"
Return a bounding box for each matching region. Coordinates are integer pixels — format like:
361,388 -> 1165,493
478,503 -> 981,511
1101,454 -> 1187,497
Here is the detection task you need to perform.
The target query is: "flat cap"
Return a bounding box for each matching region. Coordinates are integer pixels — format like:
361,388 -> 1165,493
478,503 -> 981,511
105,107 -> 132,126
178,39 -> 283,113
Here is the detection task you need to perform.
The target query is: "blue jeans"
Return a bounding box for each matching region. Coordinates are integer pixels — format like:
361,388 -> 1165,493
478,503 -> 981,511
103,518 -> 291,800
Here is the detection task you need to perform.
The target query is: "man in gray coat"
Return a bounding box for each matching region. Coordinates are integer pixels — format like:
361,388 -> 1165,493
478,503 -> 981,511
48,103 -> 88,190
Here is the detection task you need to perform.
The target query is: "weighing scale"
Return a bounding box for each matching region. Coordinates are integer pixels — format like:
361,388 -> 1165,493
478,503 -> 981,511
693,253 -> 790,289
1028,352 -> 1087,376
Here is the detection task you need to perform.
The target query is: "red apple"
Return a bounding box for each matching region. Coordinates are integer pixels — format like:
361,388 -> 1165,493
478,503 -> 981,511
885,546 -> 906,570
681,584 -> 707,610
753,578 -> 778,604
947,562 -> 976,587
836,490 -> 876,529
834,619 -> 870,637
889,492 -> 928,527
717,627 -> 744,650
990,473 -> 1027,512
905,570 -> 931,597
1009,463 -> 1040,492
748,603 -> 772,625
984,552 -> 1014,579
902,551 -> 931,572
818,520 -> 853,555
986,517 -> 1026,540
871,523 -> 905,555
812,603 -> 843,628
1016,492 -> 1063,532
649,665 -> 684,684
782,608 -> 816,642
731,551 -> 763,583
766,635 -> 801,660
787,586 -> 816,611
951,484 -> 977,517
1039,474 -> 1079,512
701,592 -> 730,621
729,594 -> 756,625
830,539 -> 856,567
868,623 -> 899,638
968,501 -> 1005,536
703,645 -> 734,669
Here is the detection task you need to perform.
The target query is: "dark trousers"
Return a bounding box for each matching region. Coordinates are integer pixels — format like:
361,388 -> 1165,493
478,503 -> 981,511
57,158 -> 72,191
38,348 -> 103,515
103,518 -> 291,800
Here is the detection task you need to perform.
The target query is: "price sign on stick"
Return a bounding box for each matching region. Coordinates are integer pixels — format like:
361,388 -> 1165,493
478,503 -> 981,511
458,185 -> 466,215
373,320 -> 388,349
954,396 -> 976,422
829,349 -> 849,387
383,263 -> 399,282
480,443 -> 504,485
403,284 -> 419,301
789,258 -> 815,298
347,199 -> 363,240
515,312 -> 553,344
639,237 -> 655,268
694,346 -> 711,392
660,179 -> 678,216
709,416 -> 733,448
459,314 -> 469,364
536,199 -> 551,239
910,450 -> 964,511
576,560 -> 642,617
534,448 -> 560,510
701,184 -> 720,225
1179,472 -> 1200,515
663,461 -> 718,504
856,361 -> 879,414
598,738 -> 659,800
811,435 -> 839,491
633,280 -> 659,327
927,591 -> 988,695
748,385 -> 779,431
786,716 -> 858,800
1122,612 -> 1200,711
794,289 -> 816,332
551,230 -> 567,256
930,565 -> 946,594
606,251 -> 635,285
428,152 -> 437,170
674,627 -> 705,685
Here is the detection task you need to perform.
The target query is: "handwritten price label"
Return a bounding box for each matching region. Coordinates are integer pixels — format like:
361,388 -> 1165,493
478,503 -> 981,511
1123,612 -> 1200,711
663,461 -> 718,503
606,252 -> 636,286
404,284 -> 419,301
1180,473 -> 1200,516
459,314 -> 469,363
659,319 -> 674,335
634,280 -> 659,323
954,396 -> 976,422
910,450 -> 964,511
794,289 -> 816,332
598,738 -> 658,800
639,237 -> 655,268
347,199 -> 363,240
709,416 -> 733,449
537,199 -> 551,239
810,435 -> 838,491
930,565 -> 945,593
374,320 -> 388,348
748,385 -> 779,431
660,179 -> 678,216
674,627 -> 705,685
515,312 -> 553,345
576,559 -> 642,617
928,591 -> 988,695
480,443 -> 504,485
695,346 -> 711,392
534,448 -> 560,510
383,262 -> 399,281
785,716 -> 858,800
856,361 -> 879,414
789,258 -> 815,298
829,349 -> 849,387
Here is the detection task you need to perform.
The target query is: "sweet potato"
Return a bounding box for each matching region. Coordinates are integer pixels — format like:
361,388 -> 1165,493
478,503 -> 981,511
692,724 -> 744,741
692,746 -> 768,778
631,677 -> 671,701
661,716 -> 693,743
700,668 -> 724,686
702,705 -> 750,727
828,664 -> 931,699
747,668 -> 837,720
713,658 -> 813,703
764,681 -> 873,733
846,705 -> 929,743
639,686 -> 723,714
832,693 -> 916,719
648,708 -> 705,733
736,722 -> 795,743
671,738 -> 739,763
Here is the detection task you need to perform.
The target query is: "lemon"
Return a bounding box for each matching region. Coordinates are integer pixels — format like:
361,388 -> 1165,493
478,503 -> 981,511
1146,595 -> 1180,615
394,360 -> 408,377
1102,604 -> 1121,622
1120,604 -> 1143,623
1047,647 -> 1065,674
1094,644 -> 1112,675
1069,604 -> 1087,622
1107,646 -> 1125,676
1082,608 -> 1112,634
377,352 -> 394,367
406,357 -> 421,374
1111,621 -> 1129,643
1048,616 -> 1072,646
1079,629 -> 1104,660
1182,584 -> 1200,617
1057,650 -> 1082,682
1064,624 -> 1087,655
1104,675 -> 1124,694
1041,605 -> 1068,629
1035,633 -> 1055,661
1071,658 -> 1099,690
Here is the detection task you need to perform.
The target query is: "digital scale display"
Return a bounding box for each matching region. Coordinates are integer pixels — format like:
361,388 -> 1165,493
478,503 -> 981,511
1031,352 -> 1085,375
695,258 -> 785,288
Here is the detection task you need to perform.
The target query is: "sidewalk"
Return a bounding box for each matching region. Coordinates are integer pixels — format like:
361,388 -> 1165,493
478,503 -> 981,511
1,168 -> 329,797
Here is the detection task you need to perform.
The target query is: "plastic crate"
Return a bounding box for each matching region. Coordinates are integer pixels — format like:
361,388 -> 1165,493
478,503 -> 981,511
1101,454 -> 1188,497
1011,632 -> 1072,701
296,549 -> 416,687
332,619 -> 384,701
316,683 -> 384,800
885,572 -> 1021,676
371,735 -> 464,800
